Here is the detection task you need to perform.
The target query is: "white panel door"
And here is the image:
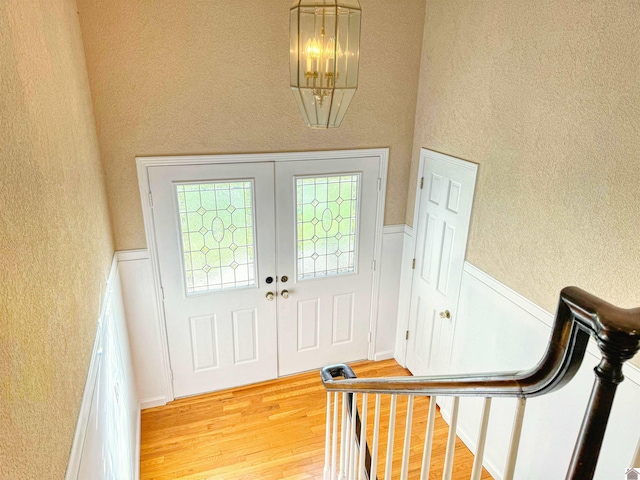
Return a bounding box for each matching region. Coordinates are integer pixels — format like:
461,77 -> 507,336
148,163 -> 277,398
274,157 -> 379,375
405,151 -> 477,376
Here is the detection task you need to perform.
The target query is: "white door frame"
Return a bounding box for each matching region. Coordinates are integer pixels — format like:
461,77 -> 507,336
396,148 -> 477,369
136,148 -> 389,402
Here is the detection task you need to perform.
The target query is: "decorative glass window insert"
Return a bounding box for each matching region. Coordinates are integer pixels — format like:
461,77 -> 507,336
296,174 -> 360,280
176,181 -> 256,295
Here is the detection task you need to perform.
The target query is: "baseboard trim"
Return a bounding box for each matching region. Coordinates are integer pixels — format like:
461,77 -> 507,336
374,350 -> 395,361
141,396 -> 169,410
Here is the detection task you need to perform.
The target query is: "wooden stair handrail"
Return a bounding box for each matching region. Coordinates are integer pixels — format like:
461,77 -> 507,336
320,286 -> 640,479
321,287 -> 640,396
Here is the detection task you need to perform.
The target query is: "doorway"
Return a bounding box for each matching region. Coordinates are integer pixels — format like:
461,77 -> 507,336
139,150 -> 387,398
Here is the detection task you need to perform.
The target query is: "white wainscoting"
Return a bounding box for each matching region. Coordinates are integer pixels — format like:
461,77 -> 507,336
117,225 -> 407,407
117,250 -> 170,409
441,262 -> 640,480
374,225 -> 406,360
66,257 -> 139,480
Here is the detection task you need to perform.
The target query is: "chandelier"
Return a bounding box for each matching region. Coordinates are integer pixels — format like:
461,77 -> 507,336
290,0 -> 361,128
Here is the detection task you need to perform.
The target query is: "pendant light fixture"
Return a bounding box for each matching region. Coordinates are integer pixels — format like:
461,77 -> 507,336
290,0 -> 361,128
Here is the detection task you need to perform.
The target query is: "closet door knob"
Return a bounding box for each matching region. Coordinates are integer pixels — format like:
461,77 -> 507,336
266,292 -> 275,301
439,310 -> 451,319
281,290 -> 290,299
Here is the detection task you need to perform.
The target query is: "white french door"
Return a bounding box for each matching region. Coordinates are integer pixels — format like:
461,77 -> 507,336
149,163 -> 278,398
147,154 -> 381,398
275,157 -> 379,375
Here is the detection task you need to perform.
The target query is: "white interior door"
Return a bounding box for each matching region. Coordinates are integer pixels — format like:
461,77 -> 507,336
148,163 -> 278,398
405,151 -> 477,376
274,157 -> 380,375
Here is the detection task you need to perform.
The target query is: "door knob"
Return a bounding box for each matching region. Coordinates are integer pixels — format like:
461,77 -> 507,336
266,292 -> 274,301
281,290 -> 290,299
439,310 -> 451,319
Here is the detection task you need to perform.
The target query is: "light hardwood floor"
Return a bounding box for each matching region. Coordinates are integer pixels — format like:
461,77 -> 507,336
140,359 -> 492,479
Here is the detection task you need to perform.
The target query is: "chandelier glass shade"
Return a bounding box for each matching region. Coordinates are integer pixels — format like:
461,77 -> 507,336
290,0 -> 361,128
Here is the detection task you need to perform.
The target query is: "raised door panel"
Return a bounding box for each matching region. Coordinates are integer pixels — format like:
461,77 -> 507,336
297,299 -> 320,351
189,314 -> 219,371
437,223 -> 456,295
332,293 -> 355,345
232,308 -> 258,364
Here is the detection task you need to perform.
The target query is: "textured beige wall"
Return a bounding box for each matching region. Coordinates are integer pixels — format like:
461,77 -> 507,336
0,0 -> 114,477
409,1 -> 640,366
77,0 -> 426,250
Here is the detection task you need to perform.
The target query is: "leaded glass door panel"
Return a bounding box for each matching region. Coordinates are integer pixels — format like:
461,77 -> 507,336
275,157 -> 379,375
148,163 -> 277,398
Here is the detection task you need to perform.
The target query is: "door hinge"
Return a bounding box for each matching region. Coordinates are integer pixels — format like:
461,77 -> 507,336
148,192 -> 154,208
368,331 -> 372,343
160,286 -> 165,301
412,258 -> 416,269
377,178 -> 382,191
372,259 -> 376,271
405,330 -> 409,340
420,177 -> 424,189
170,370 -> 174,383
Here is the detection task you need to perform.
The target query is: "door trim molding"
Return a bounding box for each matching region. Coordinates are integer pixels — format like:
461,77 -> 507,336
136,149 -> 389,401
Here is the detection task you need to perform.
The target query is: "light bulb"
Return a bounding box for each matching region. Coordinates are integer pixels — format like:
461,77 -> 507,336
324,38 -> 335,59
305,38 -> 322,73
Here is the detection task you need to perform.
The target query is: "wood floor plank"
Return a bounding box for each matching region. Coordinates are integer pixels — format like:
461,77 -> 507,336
140,360 -> 493,479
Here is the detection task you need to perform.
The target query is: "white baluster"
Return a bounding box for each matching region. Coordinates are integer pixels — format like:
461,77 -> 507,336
420,395 -> 437,480
442,396 -> 460,480
331,392 -> 339,480
470,397 -> 492,480
339,393 -> 348,480
324,392 -> 332,480
400,395 -> 414,480
503,397 -> 527,480
349,393 -> 358,479
384,394 -> 398,479
358,393 -> 368,479
370,394 -> 381,480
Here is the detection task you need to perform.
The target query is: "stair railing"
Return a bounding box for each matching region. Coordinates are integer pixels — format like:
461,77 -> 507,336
320,286 -> 640,480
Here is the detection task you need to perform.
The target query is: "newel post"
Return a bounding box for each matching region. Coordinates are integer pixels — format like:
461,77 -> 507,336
565,301 -> 640,480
